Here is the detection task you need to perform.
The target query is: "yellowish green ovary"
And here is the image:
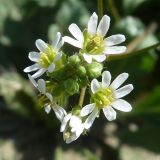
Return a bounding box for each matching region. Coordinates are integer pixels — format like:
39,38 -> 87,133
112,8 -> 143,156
82,32 -> 105,55
91,87 -> 114,109
38,45 -> 56,68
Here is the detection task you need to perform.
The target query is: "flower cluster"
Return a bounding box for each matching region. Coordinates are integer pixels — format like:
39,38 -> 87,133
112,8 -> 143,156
24,12 -> 133,143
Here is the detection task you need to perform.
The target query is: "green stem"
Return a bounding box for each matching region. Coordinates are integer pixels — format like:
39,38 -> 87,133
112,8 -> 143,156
98,0 -> 103,19
78,87 -> 87,107
108,43 -> 160,61
108,0 -> 121,21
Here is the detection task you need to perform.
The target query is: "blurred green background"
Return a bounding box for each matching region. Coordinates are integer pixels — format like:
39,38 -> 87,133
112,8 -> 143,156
0,0 -> 160,159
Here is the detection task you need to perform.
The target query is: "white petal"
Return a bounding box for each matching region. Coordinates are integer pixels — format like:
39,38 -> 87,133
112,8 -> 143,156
104,46 -> 127,54
24,63 -> 40,73
83,53 -> 92,63
110,73 -> 129,90
102,71 -> 111,88
97,15 -> 110,37
35,39 -> 48,52
46,93 -> 53,102
91,79 -> 100,93
45,105 -> 51,114
28,52 -> 40,62
53,105 -> 67,122
63,36 -> 82,48
31,68 -> 46,79
69,116 -> 82,129
88,12 -> 98,35
54,52 -> 62,62
104,34 -> 126,47
37,79 -> 46,94
111,99 -> 132,112
60,113 -> 72,132
69,23 -> 84,42
47,63 -> 55,73
80,103 -> 95,117
103,107 -> 116,121
75,124 -> 84,137
28,74 -> 38,88
52,32 -> 61,48
84,107 -> 98,129
92,55 -> 106,62
55,39 -> 64,51
114,84 -> 134,98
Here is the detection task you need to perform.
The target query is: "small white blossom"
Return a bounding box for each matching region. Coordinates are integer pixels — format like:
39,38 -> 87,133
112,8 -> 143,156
60,114 -> 84,144
24,32 -> 64,78
63,12 -> 126,63
80,71 -> 133,129
28,75 -> 66,121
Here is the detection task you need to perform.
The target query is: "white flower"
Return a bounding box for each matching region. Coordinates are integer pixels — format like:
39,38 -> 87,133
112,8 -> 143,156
28,74 -> 66,121
60,114 -> 84,144
63,12 -> 126,63
80,71 -> 133,129
24,32 -> 64,78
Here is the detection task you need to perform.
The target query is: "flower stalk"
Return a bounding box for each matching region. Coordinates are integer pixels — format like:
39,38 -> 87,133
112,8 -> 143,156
78,87 -> 87,107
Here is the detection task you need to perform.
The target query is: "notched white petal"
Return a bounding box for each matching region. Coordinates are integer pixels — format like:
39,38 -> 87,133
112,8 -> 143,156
102,71 -> 111,88
97,15 -> 110,37
35,39 -> 47,52
24,63 -> 40,73
69,23 -> 83,42
103,107 -> 116,121
60,113 -> 72,132
104,46 -> 127,54
88,12 -> 98,35
31,68 -> 46,79
28,52 -> 40,62
80,103 -> 95,117
52,32 -> 61,48
110,73 -> 129,90
104,34 -> 126,47
63,36 -> 82,48
53,105 -> 67,122
28,74 -> 37,88
111,99 -> 132,112
37,79 -> 46,94
84,107 -> 98,129
91,79 -> 100,93
114,84 -> 134,98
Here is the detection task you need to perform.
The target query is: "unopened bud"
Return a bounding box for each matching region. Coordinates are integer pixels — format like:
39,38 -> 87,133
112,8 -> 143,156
77,66 -> 86,77
86,62 -> 103,78
63,79 -> 79,95
68,55 -> 81,65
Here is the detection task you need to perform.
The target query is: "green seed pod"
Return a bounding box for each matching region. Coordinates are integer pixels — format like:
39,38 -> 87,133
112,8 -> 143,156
68,55 -> 81,65
77,66 -> 87,77
63,79 -> 79,96
86,61 -> 103,78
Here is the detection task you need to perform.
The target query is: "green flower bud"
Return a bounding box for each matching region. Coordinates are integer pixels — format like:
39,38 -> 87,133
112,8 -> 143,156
68,55 -> 81,65
77,66 -> 86,77
63,79 -> 79,96
86,62 -> 103,78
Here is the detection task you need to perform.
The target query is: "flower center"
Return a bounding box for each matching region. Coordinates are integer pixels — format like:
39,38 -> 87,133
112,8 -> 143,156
91,87 -> 114,109
82,31 -> 104,55
38,45 -> 56,68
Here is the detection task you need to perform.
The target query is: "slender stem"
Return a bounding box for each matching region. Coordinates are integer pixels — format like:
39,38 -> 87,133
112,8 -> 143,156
78,87 -> 87,107
98,0 -> 103,19
108,0 -> 121,21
